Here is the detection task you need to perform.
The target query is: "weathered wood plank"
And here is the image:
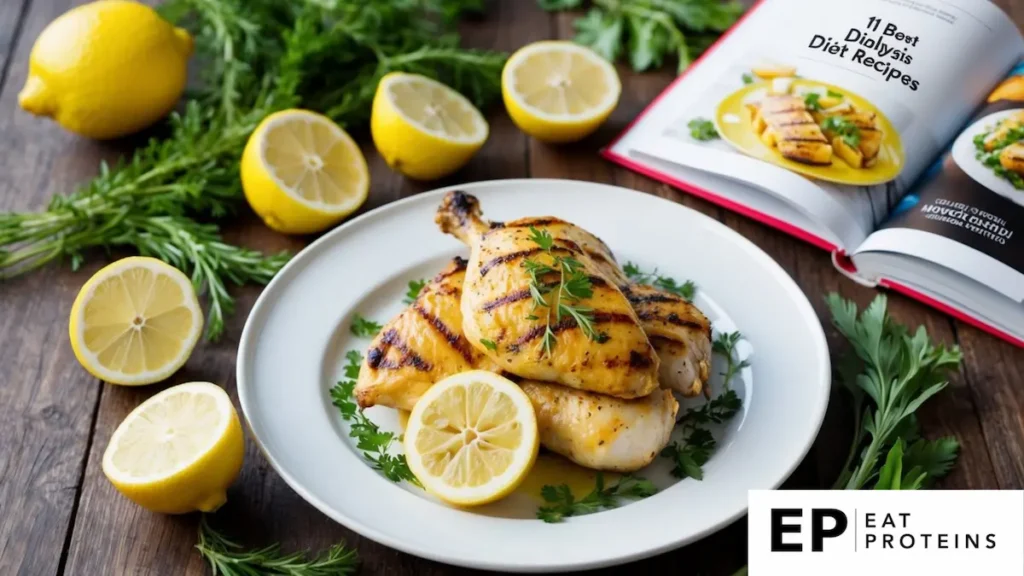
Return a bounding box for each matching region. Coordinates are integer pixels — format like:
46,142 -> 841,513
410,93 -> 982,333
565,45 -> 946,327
0,0 -> 132,575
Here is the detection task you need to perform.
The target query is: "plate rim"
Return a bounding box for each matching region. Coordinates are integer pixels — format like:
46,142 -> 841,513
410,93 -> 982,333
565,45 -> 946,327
235,178 -> 832,572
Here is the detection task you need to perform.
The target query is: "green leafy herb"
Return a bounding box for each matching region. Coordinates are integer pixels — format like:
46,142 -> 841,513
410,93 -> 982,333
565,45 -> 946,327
973,123 -> 1024,190
523,226 -> 601,357
480,338 -> 498,350
712,331 -> 750,389
0,0 -> 506,340
741,72 -> 754,84
804,92 -> 822,111
730,295 -> 962,576
403,278 -> 427,304
538,0 -> 745,73
662,388 -> 742,480
350,315 -> 383,338
622,261 -> 696,301
821,115 -> 862,147
661,332 -> 745,480
537,473 -> 657,523
827,294 -> 961,490
687,117 -> 720,141
329,351 -> 420,486
827,89 -> 844,98
196,515 -> 358,575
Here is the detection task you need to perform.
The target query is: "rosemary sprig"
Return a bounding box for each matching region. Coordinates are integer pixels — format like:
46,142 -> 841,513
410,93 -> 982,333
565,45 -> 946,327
196,515 -> 358,575
712,331 -> 750,390
522,226 -> 603,356
1,0 -> 506,340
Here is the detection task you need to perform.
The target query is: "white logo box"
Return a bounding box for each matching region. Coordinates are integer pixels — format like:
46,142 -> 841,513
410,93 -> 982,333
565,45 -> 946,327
749,490 -> 1024,575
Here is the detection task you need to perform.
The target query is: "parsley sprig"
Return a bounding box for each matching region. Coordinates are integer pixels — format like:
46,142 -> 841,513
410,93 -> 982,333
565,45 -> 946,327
350,314 -> 383,338
686,118 -> 720,141
329,351 -> 420,486
537,473 -> 657,523
622,261 -> 696,301
661,331 -> 745,480
712,331 -> 750,388
403,279 -> 427,304
196,515 -> 358,575
523,226 -> 603,357
538,0 -> 744,73
821,115 -> 862,148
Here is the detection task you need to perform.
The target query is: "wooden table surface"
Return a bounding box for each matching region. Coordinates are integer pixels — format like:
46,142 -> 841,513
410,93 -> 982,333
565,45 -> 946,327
2,1 -> 1024,575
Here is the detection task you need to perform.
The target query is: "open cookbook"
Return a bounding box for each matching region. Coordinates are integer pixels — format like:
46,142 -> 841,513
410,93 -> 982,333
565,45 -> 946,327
605,0 -> 1024,347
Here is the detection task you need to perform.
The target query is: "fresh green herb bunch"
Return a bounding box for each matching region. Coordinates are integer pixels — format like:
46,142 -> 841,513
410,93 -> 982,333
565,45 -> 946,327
538,0 -> 745,73
974,125 -> 1024,190
0,0 -> 506,340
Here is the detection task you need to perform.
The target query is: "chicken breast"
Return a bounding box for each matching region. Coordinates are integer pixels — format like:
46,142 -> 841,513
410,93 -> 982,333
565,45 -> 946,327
521,382 -> 678,472
435,191 -> 661,400
355,258 -> 677,472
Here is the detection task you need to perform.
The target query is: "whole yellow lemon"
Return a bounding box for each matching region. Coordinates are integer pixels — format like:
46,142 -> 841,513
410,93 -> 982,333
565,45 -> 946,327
18,0 -> 193,140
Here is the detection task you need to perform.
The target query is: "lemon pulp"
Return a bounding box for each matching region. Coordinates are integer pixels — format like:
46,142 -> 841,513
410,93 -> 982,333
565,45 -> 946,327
404,371 -> 538,505
69,257 -> 203,386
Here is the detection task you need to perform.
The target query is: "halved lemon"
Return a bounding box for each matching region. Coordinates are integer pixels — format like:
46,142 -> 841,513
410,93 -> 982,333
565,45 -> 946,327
502,41 -> 621,143
102,381 -> 245,514
69,257 -> 203,386
241,109 -> 369,235
370,72 -> 488,181
404,371 -> 539,506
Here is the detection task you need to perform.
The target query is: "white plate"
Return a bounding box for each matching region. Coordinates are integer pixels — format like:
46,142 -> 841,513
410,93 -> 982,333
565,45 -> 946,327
236,179 -> 830,573
952,108 -> 1024,206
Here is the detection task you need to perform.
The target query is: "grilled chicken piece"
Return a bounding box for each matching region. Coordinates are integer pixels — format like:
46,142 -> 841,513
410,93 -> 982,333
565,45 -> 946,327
1000,142 -> 1024,174
355,259 -> 678,472
985,111 -> 1024,151
522,382 -> 677,472
751,95 -> 832,165
435,192 -> 660,400
355,257 -> 501,411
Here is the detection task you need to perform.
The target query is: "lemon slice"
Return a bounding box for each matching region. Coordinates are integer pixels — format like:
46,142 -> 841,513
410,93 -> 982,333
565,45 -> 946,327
404,371 -> 539,506
102,381 -> 245,514
241,109 -> 369,235
502,41 -> 621,143
371,72 -> 488,181
69,256 -> 203,386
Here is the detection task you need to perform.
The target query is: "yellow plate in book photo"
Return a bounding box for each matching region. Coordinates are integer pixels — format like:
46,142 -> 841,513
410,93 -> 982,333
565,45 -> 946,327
715,78 -> 905,187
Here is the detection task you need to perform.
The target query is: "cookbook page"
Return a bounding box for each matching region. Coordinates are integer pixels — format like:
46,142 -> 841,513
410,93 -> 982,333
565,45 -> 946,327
857,62 -> 1024,305
612,0 -> 1023,251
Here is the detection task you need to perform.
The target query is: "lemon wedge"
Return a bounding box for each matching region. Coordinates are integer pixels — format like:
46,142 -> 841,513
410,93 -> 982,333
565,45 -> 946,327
502,41 -> 621,143
404,371 -> 539,506
241,109 -> 369,235
102,381 -> 245,514
371,72 -> 488,181
69,257 -> 203,386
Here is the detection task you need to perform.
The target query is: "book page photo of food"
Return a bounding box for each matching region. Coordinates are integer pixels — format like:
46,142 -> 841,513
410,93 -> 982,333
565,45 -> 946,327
714,68 -> 904,186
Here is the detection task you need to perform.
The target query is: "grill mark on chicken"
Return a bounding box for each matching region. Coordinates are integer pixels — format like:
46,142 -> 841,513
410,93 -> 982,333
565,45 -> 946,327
481,288 -> 532,311
478,243 -> 586,277
637,311 -> 706,330
511,312 -> 635,346
625,292 -> 686,305
412,304 -> 475,363
366,329 -> 432,372
432,285 -> 461,298
629,350 -> 655,369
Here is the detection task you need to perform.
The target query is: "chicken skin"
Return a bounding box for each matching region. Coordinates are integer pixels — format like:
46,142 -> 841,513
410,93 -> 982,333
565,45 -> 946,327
435,190 -> 712,398
435,191 -> 661,400
354,258 -> 678,472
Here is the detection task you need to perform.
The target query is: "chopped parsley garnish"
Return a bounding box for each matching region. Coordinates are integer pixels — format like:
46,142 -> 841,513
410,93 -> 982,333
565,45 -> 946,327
403,278 -> 427,304
687,118 -> 720,141
480,339 -> 498,351
804,92 -> 822,111
821,115 -> 862,148
349,314 -> 383,338
537,473 -> 657,523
